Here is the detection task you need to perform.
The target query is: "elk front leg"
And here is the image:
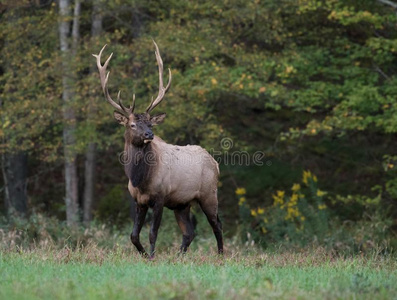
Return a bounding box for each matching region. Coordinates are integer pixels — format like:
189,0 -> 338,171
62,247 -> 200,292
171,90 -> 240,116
130,203 -> 148,256
149,200 -> 164,258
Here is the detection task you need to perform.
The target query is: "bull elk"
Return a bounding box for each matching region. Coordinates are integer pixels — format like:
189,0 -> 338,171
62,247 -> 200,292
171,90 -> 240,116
93,41 -> 223,257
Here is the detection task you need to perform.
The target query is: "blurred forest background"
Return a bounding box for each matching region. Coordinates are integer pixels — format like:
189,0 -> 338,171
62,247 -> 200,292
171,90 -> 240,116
1,0 -> 397,251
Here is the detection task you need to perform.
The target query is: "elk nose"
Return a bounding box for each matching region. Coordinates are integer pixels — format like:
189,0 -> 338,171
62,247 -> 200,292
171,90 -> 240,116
144,131 -> 154,139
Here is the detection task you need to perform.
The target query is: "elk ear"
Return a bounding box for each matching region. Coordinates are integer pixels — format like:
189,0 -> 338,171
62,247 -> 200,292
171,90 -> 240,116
113,111 -> 128,125
150,113 -> 166,125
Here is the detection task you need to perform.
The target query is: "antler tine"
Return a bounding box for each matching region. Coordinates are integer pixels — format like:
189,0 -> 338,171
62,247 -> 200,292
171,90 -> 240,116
146,40 -> 172,113
117,91 -> 127,112
117,91 -> 136,115
93,45 -> 135,115
131,94 -> 136,112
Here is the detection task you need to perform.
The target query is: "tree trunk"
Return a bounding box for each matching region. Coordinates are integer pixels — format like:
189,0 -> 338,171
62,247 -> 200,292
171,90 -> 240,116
58,0 -> 79,226
83,142 -> 96,224
1,152 -> 28,217
0,7 -> 28,218
83,2 -> 103,224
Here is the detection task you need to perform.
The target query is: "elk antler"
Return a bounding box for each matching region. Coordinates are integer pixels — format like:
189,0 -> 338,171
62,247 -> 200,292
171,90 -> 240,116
146,41 -> 172,113
92,45 -> 135,115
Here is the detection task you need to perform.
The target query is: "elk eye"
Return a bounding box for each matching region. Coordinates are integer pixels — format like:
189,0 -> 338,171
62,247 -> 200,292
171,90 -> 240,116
130,123 -> 136,129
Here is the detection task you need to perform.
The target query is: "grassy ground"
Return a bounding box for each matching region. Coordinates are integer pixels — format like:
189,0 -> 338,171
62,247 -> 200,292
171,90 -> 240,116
0,212 -> 396,299
1,243 -> 396,300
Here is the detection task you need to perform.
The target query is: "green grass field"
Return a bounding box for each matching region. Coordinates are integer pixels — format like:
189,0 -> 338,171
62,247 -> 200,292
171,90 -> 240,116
1,244 -> 396,300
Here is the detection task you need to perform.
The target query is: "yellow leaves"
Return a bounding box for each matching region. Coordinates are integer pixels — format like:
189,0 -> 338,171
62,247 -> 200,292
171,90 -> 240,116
3,120 -> 11,129
285,65 -> 294,74
278,65 -> 296,79
328,9 -> 351,21
272,191 -> 284,206
273,190 -> 285,206
316,189 -> 327,197
362,11 -> 372,18
259,87 -> 266,93
285,205 -> 301,221
251,207 -> 265,217
328,10 -> 337,19
291,184 -> 301,192
211,78 -> 218,85
303,170 -> 317,185
236,187 -> 247,206
302,170 -> 311,185
318,204 -> 327,210
235,187 -> 246,195
290,193 -> 298,204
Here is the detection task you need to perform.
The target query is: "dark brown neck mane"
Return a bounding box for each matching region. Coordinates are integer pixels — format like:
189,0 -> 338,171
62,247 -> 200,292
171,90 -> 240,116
124,143 -> 155,188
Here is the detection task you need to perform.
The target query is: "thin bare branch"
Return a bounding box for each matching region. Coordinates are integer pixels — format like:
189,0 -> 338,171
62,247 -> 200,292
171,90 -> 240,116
377,0 -> 397,9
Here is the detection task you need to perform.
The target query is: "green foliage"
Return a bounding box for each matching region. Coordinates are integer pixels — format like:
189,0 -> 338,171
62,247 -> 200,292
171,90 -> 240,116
0,3 -> 60,157
95,185 -> 131,227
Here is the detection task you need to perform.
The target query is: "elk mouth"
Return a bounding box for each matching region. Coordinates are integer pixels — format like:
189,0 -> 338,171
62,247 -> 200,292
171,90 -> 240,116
144,139 -> 153,144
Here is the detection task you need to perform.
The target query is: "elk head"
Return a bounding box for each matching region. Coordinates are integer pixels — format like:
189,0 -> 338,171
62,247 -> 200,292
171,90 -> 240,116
92,41 -> 172,147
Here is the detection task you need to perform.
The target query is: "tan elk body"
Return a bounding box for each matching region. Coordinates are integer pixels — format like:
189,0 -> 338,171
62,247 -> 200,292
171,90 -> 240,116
127,136 -> 219,209
93,42 -> 223,257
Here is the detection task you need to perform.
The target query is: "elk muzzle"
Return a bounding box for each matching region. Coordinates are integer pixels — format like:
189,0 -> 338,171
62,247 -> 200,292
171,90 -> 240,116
144,130 -> 154,143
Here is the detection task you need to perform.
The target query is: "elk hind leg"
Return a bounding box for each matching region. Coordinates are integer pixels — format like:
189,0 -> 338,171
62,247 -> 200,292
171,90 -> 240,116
199,199 -> 223,254
174,205 -> 196,253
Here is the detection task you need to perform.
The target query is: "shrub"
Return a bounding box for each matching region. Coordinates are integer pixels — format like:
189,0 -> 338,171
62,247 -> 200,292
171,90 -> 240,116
237,170 -> 394,252
237,170 -> 329,248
